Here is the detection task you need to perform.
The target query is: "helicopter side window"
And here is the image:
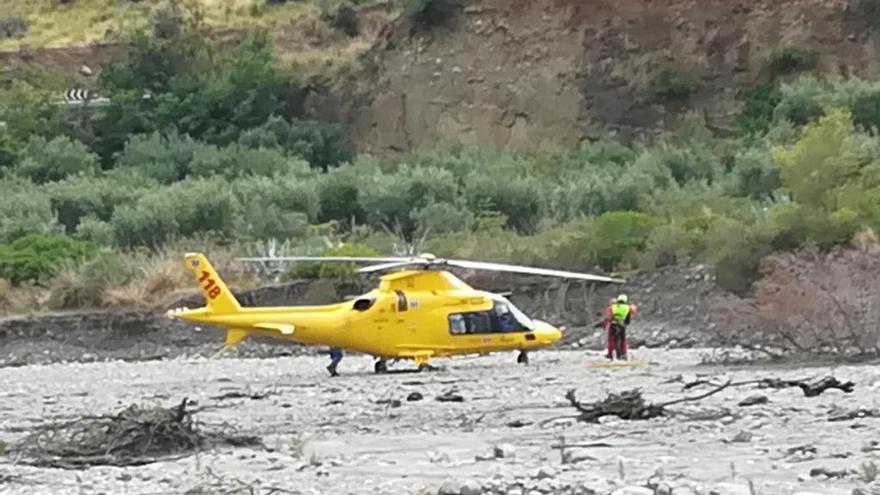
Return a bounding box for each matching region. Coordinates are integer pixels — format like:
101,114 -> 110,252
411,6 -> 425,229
352,297 -> 375,312
395,290 -> 408,312
448,310 -> 494,335
465,311 -> 492,334
449,314 -> 467,335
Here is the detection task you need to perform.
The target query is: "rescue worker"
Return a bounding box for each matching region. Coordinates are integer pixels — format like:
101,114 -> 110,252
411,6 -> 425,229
327,347 -> 343,377
594,298 -> 616,359
606,294 -> 636,360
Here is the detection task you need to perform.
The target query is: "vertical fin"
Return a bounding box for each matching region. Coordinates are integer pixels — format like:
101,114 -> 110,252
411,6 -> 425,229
209,328 -> 250,360
184,253 -> 240,314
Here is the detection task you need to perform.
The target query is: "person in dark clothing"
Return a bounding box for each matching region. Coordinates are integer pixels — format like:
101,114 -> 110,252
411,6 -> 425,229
327,347 -> 343,377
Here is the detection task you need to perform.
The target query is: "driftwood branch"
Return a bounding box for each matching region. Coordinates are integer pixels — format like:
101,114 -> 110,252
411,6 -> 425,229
12,398 -> 261,468
566,380 -> 731,423
658,380 -> 732,408
682,376 -> 854,397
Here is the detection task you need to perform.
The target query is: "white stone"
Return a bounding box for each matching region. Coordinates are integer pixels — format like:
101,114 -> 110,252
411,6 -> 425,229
460,479 -> 481,495
494,443 -> 517,459
709,483 -> 752,495
534,466 -> 556,479
612,487 -> 653,495
438,480 -> 463,495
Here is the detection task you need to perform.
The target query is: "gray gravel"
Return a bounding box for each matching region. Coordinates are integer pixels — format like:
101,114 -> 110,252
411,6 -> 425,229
0,349 -> 878,494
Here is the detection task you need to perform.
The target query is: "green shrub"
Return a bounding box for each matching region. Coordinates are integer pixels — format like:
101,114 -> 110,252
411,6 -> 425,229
116,132 -> 207,183
737,84 -> 783,135
575,139 -> 637,167
46,179 -> 108,234
773,92 -> 824,126
587,211 -> 659,271
651,65 -> 698,102
705,218 -> 773,293
233,205 -> 309,241
328,2 -> 359,37
772,108 -> 867,211
284,243 -> 380,280
0,235 -> 97,285
0,131 -> 21,168
860,0 -> 880,30
150,35 -> 288,146
88,92 -> 157,166
75,216 -> 116,246
411,202 -> 474,235
229,174 -> 320,240
361,166 -> 459,238
241,174 -> 320,218
0,83 -> 67,148
851,90 -> 880,133
638,222 -> 700,268
726,147 -> 781,200
317,166 -> 367,224
239,117 -> 353,171
768,47 -> 817,77
766,202 -> 811,251
463,175 -> 543,233
111,179 -> 235,248
0,185 -> 62,243
188,145 -> 303,178
15,136 -> 99,184
403,0 -> 458,30
0,16 -> 28,39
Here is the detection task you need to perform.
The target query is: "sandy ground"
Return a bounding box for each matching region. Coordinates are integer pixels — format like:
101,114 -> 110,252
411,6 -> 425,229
0,349 -> 878,495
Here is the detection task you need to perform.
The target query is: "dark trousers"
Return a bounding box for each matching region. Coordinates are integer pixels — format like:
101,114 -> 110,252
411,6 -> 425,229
328,348 -> 343,375
607,323 -> 628,359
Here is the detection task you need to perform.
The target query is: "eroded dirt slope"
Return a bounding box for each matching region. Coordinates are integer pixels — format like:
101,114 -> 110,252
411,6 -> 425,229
335,0 -> 880,152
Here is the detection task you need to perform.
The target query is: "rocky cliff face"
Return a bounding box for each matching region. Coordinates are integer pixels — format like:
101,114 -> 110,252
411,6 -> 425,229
335,0 -> 880,152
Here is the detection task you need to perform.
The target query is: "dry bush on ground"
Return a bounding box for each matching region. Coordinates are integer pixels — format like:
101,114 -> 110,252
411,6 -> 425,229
711,231 -> 880,358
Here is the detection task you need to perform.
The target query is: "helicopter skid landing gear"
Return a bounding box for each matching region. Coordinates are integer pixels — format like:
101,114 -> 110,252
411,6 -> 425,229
374,359 -> 388,374
517,351 -> 529,365
415,355 -> 437,373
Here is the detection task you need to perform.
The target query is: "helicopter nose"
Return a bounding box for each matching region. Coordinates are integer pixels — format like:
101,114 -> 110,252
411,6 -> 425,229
532,321 -> 562,345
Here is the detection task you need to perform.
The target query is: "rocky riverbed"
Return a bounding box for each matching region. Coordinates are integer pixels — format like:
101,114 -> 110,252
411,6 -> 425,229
1,349 -> 878,495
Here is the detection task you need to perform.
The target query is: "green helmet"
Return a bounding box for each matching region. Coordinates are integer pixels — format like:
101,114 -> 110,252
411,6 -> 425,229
616,294 -> 628,304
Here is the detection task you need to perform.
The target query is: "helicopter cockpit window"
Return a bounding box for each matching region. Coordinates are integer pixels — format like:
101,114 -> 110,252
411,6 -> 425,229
500,298 -> 535,330
448,299 -> 534,335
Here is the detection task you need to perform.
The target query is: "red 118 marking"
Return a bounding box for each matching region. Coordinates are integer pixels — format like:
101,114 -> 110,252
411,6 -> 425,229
198,270 -> 222,299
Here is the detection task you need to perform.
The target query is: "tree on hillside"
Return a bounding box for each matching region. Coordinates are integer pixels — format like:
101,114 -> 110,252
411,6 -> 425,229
770,109 -> 879,247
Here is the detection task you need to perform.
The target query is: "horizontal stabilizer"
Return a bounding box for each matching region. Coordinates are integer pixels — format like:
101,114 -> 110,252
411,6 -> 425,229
254,323 -> 295,335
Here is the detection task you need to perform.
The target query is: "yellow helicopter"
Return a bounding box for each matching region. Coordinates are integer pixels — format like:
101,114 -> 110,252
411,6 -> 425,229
167,252 -> 624,374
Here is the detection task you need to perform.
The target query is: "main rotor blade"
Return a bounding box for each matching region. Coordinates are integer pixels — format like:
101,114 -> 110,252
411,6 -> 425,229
237,256 -> 410,264
356,261 -> 422,273
444,259 -> 625,283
